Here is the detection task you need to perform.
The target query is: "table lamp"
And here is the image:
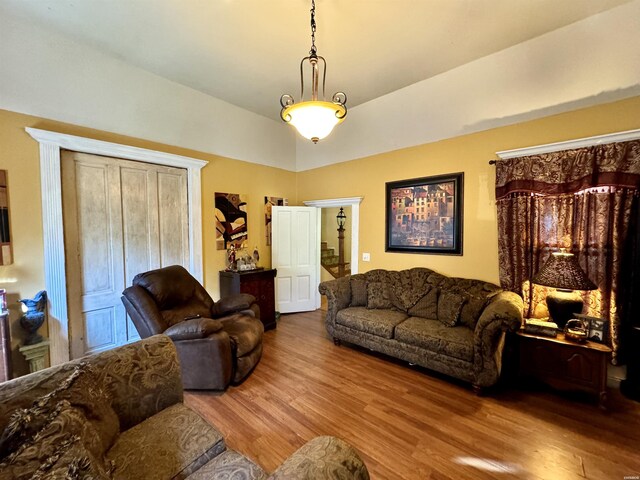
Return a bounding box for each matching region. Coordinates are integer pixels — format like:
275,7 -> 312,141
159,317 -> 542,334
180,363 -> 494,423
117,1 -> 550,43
531,252 -> 597,329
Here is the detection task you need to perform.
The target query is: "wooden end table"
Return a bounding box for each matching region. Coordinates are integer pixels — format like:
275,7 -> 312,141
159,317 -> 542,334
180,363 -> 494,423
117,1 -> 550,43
219,269 -> 277,331
515,329 -> 612,409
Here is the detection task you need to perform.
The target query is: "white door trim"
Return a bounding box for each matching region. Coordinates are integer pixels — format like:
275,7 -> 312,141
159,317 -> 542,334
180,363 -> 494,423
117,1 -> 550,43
25,127 -> 207,365
303,197 -> 363,275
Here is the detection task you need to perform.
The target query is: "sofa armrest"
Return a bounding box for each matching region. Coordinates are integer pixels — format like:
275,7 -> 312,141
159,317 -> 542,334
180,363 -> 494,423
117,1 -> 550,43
318,277 -> 351,335
213,293 -> 257,317
89,334 -> 184,430
268,436 -> 369,480
319,277 -> 351,310
164,317 -> 223,341
472,291 -> 523,387
475,291 -> 523,337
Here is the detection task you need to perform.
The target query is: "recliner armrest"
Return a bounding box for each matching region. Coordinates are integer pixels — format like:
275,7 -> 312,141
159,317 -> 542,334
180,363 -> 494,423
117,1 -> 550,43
213,293 -> 256,317
164,317 -> 224,341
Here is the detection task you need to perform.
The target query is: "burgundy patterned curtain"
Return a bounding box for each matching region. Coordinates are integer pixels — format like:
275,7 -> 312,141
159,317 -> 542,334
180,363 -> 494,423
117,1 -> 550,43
496,140 -> 640,364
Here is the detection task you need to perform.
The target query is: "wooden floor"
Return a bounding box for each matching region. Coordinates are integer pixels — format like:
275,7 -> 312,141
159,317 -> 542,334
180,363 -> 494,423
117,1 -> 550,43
185,311 -> 640,480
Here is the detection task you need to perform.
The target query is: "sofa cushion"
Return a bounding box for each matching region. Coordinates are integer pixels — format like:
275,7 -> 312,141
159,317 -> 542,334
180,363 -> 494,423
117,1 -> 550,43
407,287 -> 438,319
444,281 -> 501,330
437,291 -> 467,327
107,403 -> 225,480
458,294 -> 490,329
336,307 -> 408,339
350,276 -> 368,307
394,317 -> 474,362
0,401 -> 113,480
366,282 -> 393,310
186,449 -> 267,480
269,436 -> 369,480
387,270 -> 428,312
0,363 -> 119,460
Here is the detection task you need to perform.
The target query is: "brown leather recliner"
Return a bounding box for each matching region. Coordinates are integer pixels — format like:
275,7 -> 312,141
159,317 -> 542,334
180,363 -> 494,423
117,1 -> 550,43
121,265 -> 263,390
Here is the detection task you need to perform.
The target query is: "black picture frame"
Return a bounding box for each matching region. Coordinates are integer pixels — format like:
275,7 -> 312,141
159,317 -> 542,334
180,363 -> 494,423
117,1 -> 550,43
575,314 -> 609,344
385,172 -> 464,255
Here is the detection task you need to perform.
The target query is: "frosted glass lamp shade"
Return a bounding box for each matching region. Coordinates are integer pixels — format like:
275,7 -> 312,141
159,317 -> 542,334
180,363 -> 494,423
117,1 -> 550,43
283,101 -> 346,143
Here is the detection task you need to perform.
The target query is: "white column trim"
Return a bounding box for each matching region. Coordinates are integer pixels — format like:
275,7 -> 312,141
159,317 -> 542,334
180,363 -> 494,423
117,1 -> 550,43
25,128 -> 207,365
496,128 -> 640,159
303,197 -> 363,275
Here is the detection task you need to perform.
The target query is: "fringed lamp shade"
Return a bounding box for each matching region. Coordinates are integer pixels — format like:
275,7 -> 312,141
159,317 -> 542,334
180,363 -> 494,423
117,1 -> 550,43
532,252 -> 597,329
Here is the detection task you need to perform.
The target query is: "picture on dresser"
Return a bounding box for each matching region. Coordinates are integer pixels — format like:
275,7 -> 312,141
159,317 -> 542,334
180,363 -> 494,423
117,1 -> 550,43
385,173 -> 463,255
575,314 -> 608,344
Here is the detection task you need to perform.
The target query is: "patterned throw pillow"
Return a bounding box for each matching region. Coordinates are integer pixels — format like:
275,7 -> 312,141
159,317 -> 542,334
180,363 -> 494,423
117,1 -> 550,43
0,400 -> 113,480
458,294 -> 489,329
350,277 -> 368,307
437,291 -> 467,327
366,282 -> 393,309
0,364 -> 119,460
407,288 -> 439,319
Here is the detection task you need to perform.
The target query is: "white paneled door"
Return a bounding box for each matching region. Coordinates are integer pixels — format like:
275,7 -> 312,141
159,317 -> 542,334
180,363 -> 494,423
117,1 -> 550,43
62,151 -> 189,358
271,206 -> 319,313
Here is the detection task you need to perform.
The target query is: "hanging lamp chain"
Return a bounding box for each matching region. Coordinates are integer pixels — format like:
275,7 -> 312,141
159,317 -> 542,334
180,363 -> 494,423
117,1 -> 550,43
309,0 -> 317,57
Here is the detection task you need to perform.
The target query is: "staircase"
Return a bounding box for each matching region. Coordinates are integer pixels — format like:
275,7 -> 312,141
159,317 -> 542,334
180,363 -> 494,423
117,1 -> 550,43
321,241 -> 350,279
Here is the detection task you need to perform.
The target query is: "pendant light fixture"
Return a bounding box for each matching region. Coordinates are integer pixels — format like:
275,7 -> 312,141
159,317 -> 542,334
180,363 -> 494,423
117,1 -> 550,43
280,0 -> 347,144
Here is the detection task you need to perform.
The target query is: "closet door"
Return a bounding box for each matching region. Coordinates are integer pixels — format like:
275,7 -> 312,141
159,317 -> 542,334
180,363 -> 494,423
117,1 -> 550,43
62,151 -> 188,358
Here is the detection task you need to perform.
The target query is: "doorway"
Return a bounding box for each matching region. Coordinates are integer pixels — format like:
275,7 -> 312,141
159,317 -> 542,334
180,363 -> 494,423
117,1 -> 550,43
320,206 -> 351,282
304,197 -> 362,310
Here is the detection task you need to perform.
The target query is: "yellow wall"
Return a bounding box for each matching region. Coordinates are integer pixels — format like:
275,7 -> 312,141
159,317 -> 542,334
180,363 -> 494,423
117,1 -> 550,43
297,96 -> 640,284
201,160 -> 296,297
0,108 -> 296,376
1,96 -> 639,377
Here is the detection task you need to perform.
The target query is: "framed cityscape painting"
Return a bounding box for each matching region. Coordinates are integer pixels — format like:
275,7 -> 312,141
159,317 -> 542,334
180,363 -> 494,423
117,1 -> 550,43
385,173 -> 463,255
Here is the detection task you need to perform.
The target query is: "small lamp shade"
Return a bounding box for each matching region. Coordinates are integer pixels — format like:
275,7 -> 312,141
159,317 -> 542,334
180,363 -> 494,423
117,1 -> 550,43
532,252 -> 597,329
532,252 -> 597,291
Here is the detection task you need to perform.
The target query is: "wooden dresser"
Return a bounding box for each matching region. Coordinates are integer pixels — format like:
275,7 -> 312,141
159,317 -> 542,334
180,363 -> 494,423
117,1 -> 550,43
220,269 -> 277,330
1,310 -> 12,382
515,329 -> 611,409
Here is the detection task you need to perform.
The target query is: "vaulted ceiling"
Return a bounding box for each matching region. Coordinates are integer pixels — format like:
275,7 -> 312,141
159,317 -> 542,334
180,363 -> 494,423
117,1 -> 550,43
0,0 -> 630,121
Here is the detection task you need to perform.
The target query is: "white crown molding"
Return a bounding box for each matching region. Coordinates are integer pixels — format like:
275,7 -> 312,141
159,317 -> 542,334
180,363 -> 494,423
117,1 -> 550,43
304,197 -> 363,275
25,127 -> 207,365
25,128 -> 208,169
496,128 -> 640,159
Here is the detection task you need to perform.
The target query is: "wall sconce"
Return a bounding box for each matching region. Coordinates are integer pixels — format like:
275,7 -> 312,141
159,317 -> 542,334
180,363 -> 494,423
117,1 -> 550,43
19,290 -> 47,345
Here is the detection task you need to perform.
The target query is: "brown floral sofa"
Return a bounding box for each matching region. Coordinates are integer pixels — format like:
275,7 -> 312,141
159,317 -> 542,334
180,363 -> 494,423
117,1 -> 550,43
0,335 -> 369,479
319,268 -> 523,391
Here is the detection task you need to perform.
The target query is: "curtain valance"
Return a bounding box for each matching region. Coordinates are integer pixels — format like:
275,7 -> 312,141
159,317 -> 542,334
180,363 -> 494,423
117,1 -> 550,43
495,140 -> 640,199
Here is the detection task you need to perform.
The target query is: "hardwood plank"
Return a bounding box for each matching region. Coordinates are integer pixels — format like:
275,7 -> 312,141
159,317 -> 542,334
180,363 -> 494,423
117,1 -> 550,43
185,310 -> 640,480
